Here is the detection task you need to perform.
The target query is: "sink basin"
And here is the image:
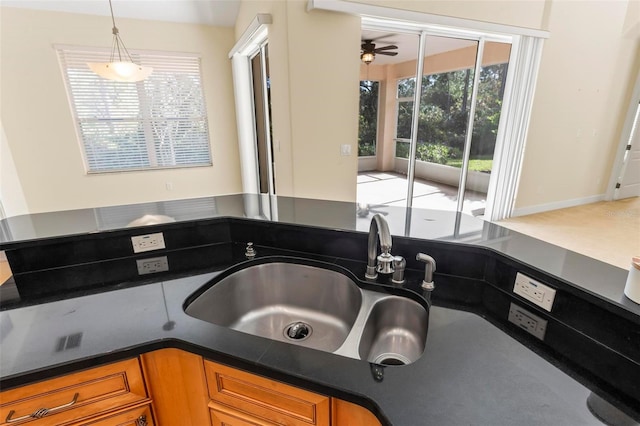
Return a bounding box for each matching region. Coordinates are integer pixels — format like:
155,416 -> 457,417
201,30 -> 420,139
358,296 -> 428,365
184,260 -> 362,352
184,257 -> 429,365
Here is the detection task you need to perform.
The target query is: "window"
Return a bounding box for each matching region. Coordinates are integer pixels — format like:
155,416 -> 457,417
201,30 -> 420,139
358,80 -> 379,156
394,64 -> 507,168
57,47 -> 211,173
395,77 -> 415,158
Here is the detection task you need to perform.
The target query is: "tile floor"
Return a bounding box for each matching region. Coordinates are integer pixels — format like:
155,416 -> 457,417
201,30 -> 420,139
357,171 -> 486,215
357,171 -> 639,270
499,197 -> 640,270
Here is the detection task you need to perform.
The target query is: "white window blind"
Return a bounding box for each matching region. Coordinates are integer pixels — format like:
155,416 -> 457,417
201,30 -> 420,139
57,46 -> 212,173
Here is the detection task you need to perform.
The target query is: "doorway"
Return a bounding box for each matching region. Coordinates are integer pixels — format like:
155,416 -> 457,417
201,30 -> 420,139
357,29 -> 511,217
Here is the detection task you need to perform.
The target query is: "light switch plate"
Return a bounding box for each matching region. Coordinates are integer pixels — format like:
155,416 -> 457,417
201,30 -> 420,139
513,272 -> 556,312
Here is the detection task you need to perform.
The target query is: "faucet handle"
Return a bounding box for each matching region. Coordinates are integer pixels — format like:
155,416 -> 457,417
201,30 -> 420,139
376,252 -> 395,275
416,253 -> 436,291
391,256 -> 406,285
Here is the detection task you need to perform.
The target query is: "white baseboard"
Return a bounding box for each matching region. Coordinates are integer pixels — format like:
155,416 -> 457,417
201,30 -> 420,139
512,194 -> 606,217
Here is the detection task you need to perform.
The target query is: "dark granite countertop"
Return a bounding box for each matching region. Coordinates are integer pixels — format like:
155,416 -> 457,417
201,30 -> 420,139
0,270 -> 627,426
1,195 -> 638,425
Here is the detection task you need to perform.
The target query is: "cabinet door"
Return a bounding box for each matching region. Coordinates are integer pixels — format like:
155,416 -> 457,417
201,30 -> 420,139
210,402 -> 277,426
140,349 -> 211,426
0,359 -> 149,426
73,404 -> 154,426
331,399 -> 381,426
204,361 -> 330,426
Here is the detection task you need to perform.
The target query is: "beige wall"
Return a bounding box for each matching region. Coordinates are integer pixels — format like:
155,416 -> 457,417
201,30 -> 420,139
1,7 -> 241,214
252,0 -> 637,211
516,0 -> 639,209
236,0 -> 360,202
1,123 -> 29,217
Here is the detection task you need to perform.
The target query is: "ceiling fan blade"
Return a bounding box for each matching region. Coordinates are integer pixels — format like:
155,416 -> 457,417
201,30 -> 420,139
374,45 -> 398,51
377,51 -> 398,56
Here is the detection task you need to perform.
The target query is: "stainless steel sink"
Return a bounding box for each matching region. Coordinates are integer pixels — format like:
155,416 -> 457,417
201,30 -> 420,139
185,261 -> 362,352
357,296 -> 428,365
184,258 -> 428,365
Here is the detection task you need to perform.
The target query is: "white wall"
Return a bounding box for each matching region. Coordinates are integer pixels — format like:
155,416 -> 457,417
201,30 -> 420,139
0,7 -> 242,214
0,123 -> 29,217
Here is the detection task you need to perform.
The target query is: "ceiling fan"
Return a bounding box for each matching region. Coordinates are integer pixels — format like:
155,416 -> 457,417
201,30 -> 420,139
360,40 -> 398,65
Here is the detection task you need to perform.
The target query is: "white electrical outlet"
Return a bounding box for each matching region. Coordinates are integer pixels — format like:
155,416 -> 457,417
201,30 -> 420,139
131,232 -> 166,253
136,256 -> 169,275
513,272 -> 556,312
508,303 -> 547,341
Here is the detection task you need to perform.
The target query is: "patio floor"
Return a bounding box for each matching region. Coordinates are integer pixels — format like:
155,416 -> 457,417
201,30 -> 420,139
357,171 -> 486,216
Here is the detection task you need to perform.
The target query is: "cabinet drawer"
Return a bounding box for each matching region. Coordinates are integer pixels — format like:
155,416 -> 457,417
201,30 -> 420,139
210,402 -> 277,426
73,404 -> 153,426
0,359 -> 149,425
204,361 -> 329,426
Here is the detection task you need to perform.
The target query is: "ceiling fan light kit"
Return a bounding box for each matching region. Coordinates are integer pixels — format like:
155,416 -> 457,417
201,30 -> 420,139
360,39 -> 399,65
89,0 -> 153,82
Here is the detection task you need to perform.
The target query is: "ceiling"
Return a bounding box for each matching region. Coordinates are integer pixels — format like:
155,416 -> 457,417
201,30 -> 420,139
2,3 -> 477,63
361,30 -> 477,65
0,0 -> 242,27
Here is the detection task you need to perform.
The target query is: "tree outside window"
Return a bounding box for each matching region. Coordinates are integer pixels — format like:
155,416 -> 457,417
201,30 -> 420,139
358,80 -> 379,157
394,63 -> 508,173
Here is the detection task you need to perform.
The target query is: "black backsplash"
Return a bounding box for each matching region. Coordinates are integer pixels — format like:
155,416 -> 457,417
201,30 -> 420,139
3,216 -> 639,413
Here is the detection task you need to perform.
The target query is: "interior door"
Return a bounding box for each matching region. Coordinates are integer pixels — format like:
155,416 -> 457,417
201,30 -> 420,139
251,44 -> 275,195
614,100 -> 640,199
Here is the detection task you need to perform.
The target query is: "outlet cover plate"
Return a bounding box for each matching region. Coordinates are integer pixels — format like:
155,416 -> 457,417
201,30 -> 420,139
131,232 -> 166,253
136,256 -> 169,275
508,302 -> 547,341
513,272 -> 556,312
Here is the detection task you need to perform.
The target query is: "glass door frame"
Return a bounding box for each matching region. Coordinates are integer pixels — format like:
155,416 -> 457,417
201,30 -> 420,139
362,15 -> 543,220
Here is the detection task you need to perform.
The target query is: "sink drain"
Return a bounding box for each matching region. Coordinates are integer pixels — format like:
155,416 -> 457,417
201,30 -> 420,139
372,353 -> 411,366
284,322 -> 312,341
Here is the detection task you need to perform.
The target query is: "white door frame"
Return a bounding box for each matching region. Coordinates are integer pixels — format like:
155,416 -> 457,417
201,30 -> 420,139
229,14 -> 272,196
606,71 -> 640,200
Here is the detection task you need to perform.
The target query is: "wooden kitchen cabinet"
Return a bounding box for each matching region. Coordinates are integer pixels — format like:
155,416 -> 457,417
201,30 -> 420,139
140,348 -> 210,426
331,400 -> 382,426
72,404 -> 153,426
204,360 -> 330,426
210,402 -> 279,426
0,358 -> 150,426
2,349 -> 380,426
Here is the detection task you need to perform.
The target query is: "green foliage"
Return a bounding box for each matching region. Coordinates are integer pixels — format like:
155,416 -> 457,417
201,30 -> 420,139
446,157 -> 493,172
358,80 -> 379,157
394,63 -> 507,159
359,63 -> 508,164
416,142 -> 459,164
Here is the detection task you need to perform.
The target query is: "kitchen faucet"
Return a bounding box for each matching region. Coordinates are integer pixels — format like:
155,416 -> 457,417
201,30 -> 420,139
365,214 -> 405,283
416,253 -> 436,302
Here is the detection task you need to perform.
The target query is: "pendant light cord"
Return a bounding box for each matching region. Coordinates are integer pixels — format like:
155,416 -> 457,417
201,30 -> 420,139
107,0 -> 133,63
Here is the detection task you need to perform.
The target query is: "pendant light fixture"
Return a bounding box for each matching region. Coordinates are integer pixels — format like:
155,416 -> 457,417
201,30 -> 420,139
88,0 -> 152,82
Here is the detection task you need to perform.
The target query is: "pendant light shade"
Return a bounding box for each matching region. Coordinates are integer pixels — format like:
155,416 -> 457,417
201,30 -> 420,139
89,0 -> 152,82
88,61 -> 153,82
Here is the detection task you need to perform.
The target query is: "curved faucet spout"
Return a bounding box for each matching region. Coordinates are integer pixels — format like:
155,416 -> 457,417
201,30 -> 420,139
365,214 -> 394,280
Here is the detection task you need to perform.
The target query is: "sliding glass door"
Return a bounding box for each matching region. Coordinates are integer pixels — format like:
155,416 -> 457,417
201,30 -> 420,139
357,28 -> 511,217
